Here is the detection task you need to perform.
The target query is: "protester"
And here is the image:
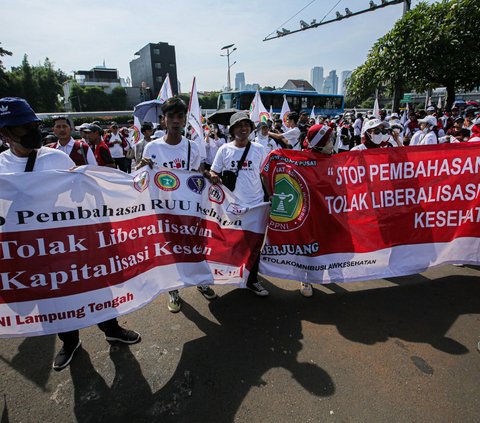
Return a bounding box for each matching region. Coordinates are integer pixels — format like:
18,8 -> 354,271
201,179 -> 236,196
268,112 -> 302,150
0,97 -> 141,371
209,111 -> 269,296
409,116 -> 438,146
75,122 -> 93,146
49,116 -> 97,165
133,122 -> 154,163
88,124 -> 116,168
468,118 -> 480,142
353,113 -> 363,146
296,123 -> 335,297
136,97 -> 217,312
351,119 -> 394,151
445,117 -> 470,142
204,123 -> 225,170
255,122 -> 278,153
104,122 -> 129,172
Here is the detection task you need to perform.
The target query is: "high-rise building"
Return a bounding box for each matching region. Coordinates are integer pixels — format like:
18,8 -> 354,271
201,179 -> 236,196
129,42 -> 178,100
339,70 -> 352,95
323,70 -> 338,95
235,72 -> 245,91
310,66 -> 324,93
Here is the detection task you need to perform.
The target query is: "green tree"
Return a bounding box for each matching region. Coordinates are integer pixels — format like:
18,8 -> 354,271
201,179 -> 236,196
34,58 -> 62,111
110,86 -> 127,110
347,0 -> 480,110
0,42 -> 12,69
83,86 -> 110,111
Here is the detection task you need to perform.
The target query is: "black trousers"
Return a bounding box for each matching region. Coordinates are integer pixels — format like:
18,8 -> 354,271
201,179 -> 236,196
114,157 -> 128,172
57,318 -> 120,346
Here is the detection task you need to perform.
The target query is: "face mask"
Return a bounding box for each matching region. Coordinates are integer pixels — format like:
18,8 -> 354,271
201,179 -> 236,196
19,126 -> 43,149
422,127 -> 430,134
382,133 -> 390,142
371,133 -> 384,145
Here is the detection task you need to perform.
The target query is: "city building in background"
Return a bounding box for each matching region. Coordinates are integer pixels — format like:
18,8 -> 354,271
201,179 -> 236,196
245,83 -> 260,91
310,66 -> 324,93
63,65 -> 126,111
129,42 -> 178,101
339,70 -> 352,95
282,79 -> 316,91
235,72 -> 245,91
322,70 -> 338,95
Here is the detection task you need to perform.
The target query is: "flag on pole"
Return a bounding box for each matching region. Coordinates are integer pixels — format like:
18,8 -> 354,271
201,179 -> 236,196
437,96 -> 443,110
310,106 -> 315,120
132,115 -> 142,145
269,105 -> 273,121
249,90 -> 270,125
157,73 -> 173,103
280,95 -> 291,130
373,91 -> 381,119
187,77 -> 203,140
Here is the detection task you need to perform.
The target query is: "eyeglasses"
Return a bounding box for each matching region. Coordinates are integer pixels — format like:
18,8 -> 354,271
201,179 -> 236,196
373,128 -> 388,135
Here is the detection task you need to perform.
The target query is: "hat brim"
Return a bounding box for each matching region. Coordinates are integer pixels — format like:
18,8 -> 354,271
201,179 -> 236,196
0,114 -> 41,129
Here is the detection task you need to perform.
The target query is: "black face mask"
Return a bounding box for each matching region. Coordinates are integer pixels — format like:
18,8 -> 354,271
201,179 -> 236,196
18,126 -> 43,149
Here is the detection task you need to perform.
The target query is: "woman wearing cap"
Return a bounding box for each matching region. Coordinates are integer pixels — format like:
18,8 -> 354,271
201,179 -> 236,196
350,119 -> 396,151
445,117 -> 470,142
296,124 -> 335,297
209,112 -> 270,296
409,116 -> 438,146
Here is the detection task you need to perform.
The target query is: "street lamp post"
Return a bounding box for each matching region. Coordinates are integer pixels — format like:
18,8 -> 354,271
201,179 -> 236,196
221,44 -> 237,91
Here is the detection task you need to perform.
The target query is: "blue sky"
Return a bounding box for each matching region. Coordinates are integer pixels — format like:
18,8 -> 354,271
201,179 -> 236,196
1,0 -> 432,92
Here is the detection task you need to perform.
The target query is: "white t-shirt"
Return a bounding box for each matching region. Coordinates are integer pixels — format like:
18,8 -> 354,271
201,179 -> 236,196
205,136 -> 226,165
143,136 -> 201,171
211,142 -> 267,205
255,134 -> 278,153
108,133 -> 125,158
409,130 -> 438,146
0,147 -> 75,173
282,127 -> 301,150
353,118 -> 363,136
54,137 -> 97,165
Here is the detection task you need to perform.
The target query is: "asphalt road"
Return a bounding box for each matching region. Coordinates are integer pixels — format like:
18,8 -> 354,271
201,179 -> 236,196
1,264 -> 479,422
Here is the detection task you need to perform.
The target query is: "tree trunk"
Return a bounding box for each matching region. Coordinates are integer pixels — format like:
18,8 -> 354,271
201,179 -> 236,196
445,83 -> 455,111
391,81 -> 403,112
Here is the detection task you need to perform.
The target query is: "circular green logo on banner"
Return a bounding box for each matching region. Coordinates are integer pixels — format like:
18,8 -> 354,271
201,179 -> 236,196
269,168 -> 310,232
154,171 -> 180,191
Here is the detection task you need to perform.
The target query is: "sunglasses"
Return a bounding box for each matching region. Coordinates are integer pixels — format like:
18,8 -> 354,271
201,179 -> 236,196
373,128 -> 388,135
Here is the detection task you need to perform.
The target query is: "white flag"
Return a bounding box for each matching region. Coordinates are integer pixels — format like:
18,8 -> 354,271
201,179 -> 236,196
157,73 -> 173,104
132,115 -> 142,145
249,90 -> 269,125
269,105 -> 273,121
187,77 -> 204,140
373,96 -> 381,120
437,96 -> 443,109
310,106 -> 315,120
280,95 -> 291,130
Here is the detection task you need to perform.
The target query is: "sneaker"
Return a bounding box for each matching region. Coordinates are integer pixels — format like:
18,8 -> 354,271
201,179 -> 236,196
105,327 -> 141,344
197,285 -> 217,300
53,340 -> 81,371
246,281 -> 269,297
168,290 -> 182,313
300,283 -> 313,298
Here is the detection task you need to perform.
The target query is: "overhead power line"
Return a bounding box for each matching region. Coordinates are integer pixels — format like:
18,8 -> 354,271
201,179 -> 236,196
264,0 -> 404,42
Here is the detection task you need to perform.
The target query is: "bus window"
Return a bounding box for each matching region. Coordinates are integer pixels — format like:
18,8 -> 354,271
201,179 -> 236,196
301,97 -> 308,109
239,93 -> 255,110
219,93 -> 232,109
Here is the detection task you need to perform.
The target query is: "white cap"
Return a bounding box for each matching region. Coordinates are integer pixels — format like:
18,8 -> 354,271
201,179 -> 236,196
361,118 -> 390,135
418,116 -> 438,127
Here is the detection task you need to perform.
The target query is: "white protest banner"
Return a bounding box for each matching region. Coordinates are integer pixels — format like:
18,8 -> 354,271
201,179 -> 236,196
157,73 -> 173,103
0,167 -> 268,337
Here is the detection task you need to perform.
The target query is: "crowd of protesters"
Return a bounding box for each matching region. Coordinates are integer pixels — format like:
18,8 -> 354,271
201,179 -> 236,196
1,95 -> 480,371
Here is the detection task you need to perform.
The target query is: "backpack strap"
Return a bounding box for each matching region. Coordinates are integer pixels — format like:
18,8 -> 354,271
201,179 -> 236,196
24,149 -> 38,172
235,141 -> 251,176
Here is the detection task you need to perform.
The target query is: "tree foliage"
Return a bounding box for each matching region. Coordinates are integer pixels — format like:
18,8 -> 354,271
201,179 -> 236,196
346,0 -> 480,109
1,54 -> 66,112
69,84 -> 128,112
